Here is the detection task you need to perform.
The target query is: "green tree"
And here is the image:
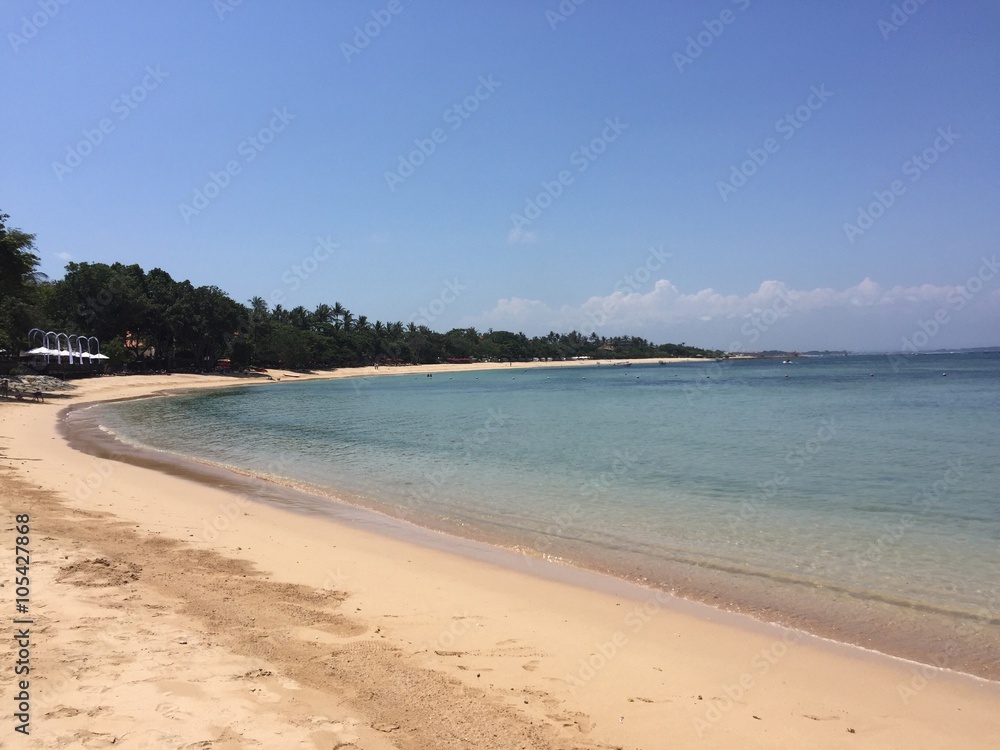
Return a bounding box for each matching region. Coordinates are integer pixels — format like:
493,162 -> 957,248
0,212 -> 47,352
331,301 -> 346,329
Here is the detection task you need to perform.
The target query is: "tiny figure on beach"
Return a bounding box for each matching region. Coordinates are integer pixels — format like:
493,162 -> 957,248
32,389 -> 44,403
0,378 -> 8,398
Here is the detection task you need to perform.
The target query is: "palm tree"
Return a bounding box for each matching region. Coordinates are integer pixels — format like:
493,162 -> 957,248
373,320 -> 385,338
249,296 -> 268,320
313,303 -> 334,328
356,315 -> 369,331
289,306 -> 310,330
342,310 -> 354,332
332,301 -> 346,327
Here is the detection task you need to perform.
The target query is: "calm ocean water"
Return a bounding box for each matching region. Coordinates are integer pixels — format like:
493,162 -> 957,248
94,353 -> 1000,675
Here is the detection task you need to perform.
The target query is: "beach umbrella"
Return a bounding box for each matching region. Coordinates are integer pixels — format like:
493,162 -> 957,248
90,353 -> 110,360
25,346 -> 57,356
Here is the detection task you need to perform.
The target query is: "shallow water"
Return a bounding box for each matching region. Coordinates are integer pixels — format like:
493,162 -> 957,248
92,353 -> 1000,678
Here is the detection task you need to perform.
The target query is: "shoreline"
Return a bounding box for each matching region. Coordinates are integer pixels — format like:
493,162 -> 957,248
68,385 -> 1000,684
65,393 -> 1000,686
2,366 -> 999,747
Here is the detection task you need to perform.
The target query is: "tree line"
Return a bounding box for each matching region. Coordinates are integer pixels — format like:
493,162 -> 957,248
0,212 -> 721,371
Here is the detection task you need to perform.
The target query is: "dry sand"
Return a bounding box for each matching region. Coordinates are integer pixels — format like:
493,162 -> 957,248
1,362 -> 998,749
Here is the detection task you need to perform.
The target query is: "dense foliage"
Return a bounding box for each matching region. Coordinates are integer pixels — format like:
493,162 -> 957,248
0,213 -> 48,355
1,213 -> 721,371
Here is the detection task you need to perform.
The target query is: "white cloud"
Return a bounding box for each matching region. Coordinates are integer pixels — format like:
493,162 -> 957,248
55,251 -> 72,261
471,275 -> 1000,351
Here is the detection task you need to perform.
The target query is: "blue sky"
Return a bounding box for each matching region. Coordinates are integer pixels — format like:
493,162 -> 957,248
3,0 -> 998,351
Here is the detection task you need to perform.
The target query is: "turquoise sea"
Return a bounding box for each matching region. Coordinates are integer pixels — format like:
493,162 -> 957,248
91,353 -> 1000,678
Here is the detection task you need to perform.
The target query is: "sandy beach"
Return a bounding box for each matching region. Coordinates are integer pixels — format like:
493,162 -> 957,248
1,362 -> 998,749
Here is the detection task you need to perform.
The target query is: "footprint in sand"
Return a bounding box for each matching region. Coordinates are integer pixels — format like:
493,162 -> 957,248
327,718 -> 361,746
550,711 -> 594,734
522,660 -> 540,671
248,685 -> 282,704
68,729 -> 117,747
156,701 -> 189,721
44,705 -> 81,719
